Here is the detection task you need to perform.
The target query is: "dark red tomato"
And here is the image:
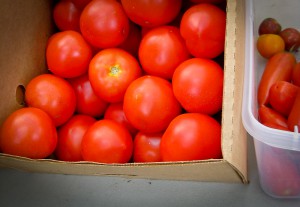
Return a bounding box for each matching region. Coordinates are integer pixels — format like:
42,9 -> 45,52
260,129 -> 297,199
104,102 -> 138,136
0,107 -> 57,159
269,81 -> 299,117
121,0 -> 182,28
189,0 -> 225,4
292,62 -> 300,87
172,58 -> 224,115
89,48 -> 142,103
118,21 -> 142,58
138,25 -> 190,80
258,105 -> 288,129
133,131 -> 162,162
180,3 -> 226,59
68,74 -> 108,118
81,119 -> 133,163
80,0 -> 130,49
123,75 -> 182,133
160,113 -> 222,161
53,0 -> 81,32
71,0 -> 92,10
46,30 -> 92,78
25,74 -> 76,126
288,90 -> 300,132
55,114 -> 96,161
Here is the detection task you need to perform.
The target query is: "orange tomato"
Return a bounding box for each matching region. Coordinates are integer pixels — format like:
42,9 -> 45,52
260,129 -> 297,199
256,34 -> 285,58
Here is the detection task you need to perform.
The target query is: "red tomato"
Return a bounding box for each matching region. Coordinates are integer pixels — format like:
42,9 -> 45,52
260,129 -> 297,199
55,114 -> 96,161
269,81 -> 299,117
133,132 -> 162,162
180,3 -> 226,59
292,62 -> 300,87
46,30 -> 93,78
104,102 -> 138,136
89,48 -> 142,103
121,0 -> 182,28
53,0 -> 81,32
123,75 -> 182,133
25,74 -> 76,126
68,74 -> 108,118
160,113 -> 222,161
138,25 -> 190,80
288,90 -> 300,132
80,0 -> 130,48
0,107 -> 57,159
189,0 -> 225,4
71,0 -> 92,10
172,58 -> 224,115
81,119 -> 133,163
258,52 -> 296,106
258,105 -> 288,129
118,21 -> 142,58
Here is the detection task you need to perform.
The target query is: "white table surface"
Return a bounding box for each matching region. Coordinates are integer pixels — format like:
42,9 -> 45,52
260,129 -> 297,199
1,135 -> 300,207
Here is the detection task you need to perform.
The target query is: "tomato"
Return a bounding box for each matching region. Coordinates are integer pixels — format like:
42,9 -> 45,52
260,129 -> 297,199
104,102 -> 138,136
258,52 -> 296,106
180,3 -> 226,59
123,75 -> 182,133
138,25 -> 190,80
292,62 -> 300,87
89,48 -> 142,103
189,0 -> 225,3
81,119 -> 133,163
121,0 -> 182,28
0,107 -> 57,159
46,30 -> 93,78
160,113 -> 222,161
258,105 -> 288,129
256,34 -> 285,59
53,0 -> 81,32
118,21 -> 142,58
25,74 -> 76,126
133,131 -> 162,162
68,74 -> 108,118
263,122 -> 290,131
55,114 -> 96,161
288,90 -> 300,132
269,81 -> 299,117
71,0 -> 92,10
172,58 -> 223,115
80,0 -> 130,49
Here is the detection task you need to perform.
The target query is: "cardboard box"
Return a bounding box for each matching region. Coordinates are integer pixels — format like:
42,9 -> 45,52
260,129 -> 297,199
0,0 -> 248,183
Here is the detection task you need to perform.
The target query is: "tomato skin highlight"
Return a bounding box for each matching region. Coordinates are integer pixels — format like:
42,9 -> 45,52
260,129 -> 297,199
0,107 -> 57,159
288,90 -> 300,132
257,52 -> 296,106
160,113 -> 222,162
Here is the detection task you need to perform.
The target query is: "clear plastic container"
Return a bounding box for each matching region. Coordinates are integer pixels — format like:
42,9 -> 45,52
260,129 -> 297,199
242,0 -> 300,199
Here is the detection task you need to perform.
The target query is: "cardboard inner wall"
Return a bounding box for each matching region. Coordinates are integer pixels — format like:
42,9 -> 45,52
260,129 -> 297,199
0,0 -> 248,183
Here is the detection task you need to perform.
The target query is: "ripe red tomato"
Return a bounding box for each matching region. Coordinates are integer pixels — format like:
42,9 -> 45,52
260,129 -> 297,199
89,48 -> 142,103
172,58 -> 224,115
121,0 -> 182,28
55,114 -> 96,161
80,0 -> 130,48
292,62 -> 300,87
81,119 -> 133,163
25,74 -> 76,126
46,30 -> 93,78
288,90 -> 300,132
269,81 -> 299,117
104,102 -> 138,136
258,105 -> 288,129
0,107 -> 57,159
68,74 -> 108,118
53,0 -> 81,32
123,75 -> 182,133
160,113 -> 222,161
71,0 -> 92,10
180,3 -> 226,59
133,132 -> 162,162
138,25 -> 190,80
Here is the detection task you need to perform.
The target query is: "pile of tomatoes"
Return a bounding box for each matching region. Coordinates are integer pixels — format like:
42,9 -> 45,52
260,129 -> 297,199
0,0 -> 227,164
256,17 -> 300,132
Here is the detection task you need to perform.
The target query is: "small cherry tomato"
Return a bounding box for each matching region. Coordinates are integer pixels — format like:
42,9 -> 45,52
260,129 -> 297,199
81,119 -> 133,163
133,132 -> 162,162
160,113 -> 222,161
0,107 -> 57,159
256,34 -> 285,59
